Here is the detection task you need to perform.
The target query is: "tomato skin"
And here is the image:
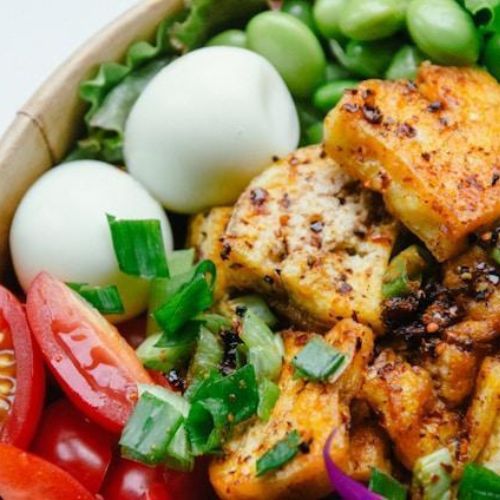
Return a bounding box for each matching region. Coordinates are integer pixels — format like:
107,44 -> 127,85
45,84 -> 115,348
26,272 -> 152,432
31,399 -> 114,494
0,285 -> 45,449
0,443 -> 94,500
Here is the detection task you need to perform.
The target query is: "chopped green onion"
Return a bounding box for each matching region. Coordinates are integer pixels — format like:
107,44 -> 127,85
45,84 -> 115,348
412,447 -> 453,500
382,245 -> 429,299
491,247 -> 500,266
67,283 -> 124,314
228,295 -> 277,327
187,327 -> 223,382
241,311 -> 283,381
137,383 -> 190,415
168,248 -> 195,276
119,392 -> 183,465
458,463 -> 500,499
292,336 -> 348,382
257,379 -> 280,421
256,430 -> 301,477
107,215 -> 169,278
369,468 -> 407,500
136,333 -> 194,372
197,313 -> 232,334
154,260 -> 216,344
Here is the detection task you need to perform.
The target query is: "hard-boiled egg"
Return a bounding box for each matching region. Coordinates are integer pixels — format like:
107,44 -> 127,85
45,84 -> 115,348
124,46 -> 300,214
10,160 -> 172,322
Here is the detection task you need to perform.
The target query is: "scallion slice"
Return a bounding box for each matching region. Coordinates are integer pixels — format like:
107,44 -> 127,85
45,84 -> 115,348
107,215 -> 169,278
229,294 -> 277,327
136,333 -> 194,372
257,379 -> 280,421
187,327 -> 223,382
292,336 -> 347,382
256,430 -> 301,476
412,447 -> 453,500
67,282 -> 124,314
168,248 -> 195,276
369,468 -> 407,500
458,463 -> 500,499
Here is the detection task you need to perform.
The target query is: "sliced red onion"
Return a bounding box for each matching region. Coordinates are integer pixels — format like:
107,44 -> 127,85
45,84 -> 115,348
323,431 -> 383,500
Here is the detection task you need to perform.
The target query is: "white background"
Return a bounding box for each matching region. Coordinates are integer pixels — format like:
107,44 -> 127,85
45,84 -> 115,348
0,0 -> 139,136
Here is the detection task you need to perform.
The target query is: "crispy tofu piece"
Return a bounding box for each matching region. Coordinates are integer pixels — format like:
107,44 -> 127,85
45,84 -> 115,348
223,145 -> 397,331
187,207 -> 233,299
209,319 -> 375,500
324,64 -> 500,261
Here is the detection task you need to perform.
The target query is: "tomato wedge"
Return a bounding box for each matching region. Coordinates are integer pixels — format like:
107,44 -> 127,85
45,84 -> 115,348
0,443 -> 94,500
26,272 -> 152,432
0,285 -> 45,448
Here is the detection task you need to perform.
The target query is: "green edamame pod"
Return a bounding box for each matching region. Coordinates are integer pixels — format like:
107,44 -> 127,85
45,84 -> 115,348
484,34 -> 500,80
282,0 -> 318,33
340,0 -> 408,41
407,0 -> 481,66
313,80 -> 359,112
324,62 -> 353,82
247,11 -> 326,98
331,38 -> 400,78
385,45 -> 426,80
313,0 -> 347,39
206,29 -> 247,48
304,122 -> 324,145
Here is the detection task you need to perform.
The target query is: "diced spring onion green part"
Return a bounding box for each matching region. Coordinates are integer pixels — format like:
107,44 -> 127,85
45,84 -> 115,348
292,336 -> 347,382
187,327 -> 224,382
67,283 -> 124,314
458,463 -> 500,499
165,423 -> 194,471
369,468 -> 408,500
197,313 -> 232,334
412,447 -> 453,500
107,215 -> 169,279
137,383 -> 190,416
119,392 -> 183,465
382,245 -> 429,299
256,430 -> 301,476
228,294 -> 277,328
258,379 -> 280,421
168,249 -> 196,277
136,333 -> 194,372
491,247 -> 500,266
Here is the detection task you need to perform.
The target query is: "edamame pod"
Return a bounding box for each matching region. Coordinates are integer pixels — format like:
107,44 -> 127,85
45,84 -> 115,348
304,122 -> 324,145
313,80 -> 359,112
407,0 -> 481,66
282,0 -> 318,33
206,29 -> 247,48
313,0 -> 347,39
340,0 -> 407,41
247,11 -> 326,97
385,45 -> 425,80
324,62 -> 353,82
484,34 -> 500,80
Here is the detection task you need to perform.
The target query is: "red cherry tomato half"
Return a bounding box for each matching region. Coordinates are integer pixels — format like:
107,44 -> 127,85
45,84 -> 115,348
0,443 -> 94,500
26,272 -> 152,433
0,285 -> 45,448
31,399 -> 115,494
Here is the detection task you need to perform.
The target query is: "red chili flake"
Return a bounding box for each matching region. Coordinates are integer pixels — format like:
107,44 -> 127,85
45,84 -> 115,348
250,187 -> 268,206
310,220 -> 324,233
338,282 -> 353,295
342,103 -> 359,113
427,101 -> 443,112
492,173 -> 499,186
263,275 -> 274,285
220,243 -> 232,261
362,104 -> 383,124
421,152 -> 431,161
397,122 -> 417,138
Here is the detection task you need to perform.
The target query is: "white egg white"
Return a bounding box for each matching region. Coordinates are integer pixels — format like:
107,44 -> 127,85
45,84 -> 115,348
124,46 -> 300,214
10,160 -> 173,323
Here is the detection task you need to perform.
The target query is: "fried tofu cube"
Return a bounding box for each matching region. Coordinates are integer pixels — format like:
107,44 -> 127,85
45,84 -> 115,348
324,64 -> 500,261
223,145 -> 397,331
187,207 -> 233,299
209,319 -> 375,500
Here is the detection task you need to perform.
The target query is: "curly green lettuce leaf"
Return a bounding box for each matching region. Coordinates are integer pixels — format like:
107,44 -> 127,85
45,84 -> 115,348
170,0 -> 266,51
465,0 -> 500,33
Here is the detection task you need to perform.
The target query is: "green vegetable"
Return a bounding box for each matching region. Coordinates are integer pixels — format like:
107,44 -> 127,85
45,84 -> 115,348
168,249 -> 196,276
257,379 -> 280,421
67,283 -> 124,315
187,327 -> 224,381
458,463 -> 500,499
330,38 -> 400,78
323,62 -> 354,82
313,0 -> 347,39
385,45 -> 426,80
120,392 -> 183,465
292,335 -> 347,382
241,311 -> 283,381
313,80 -> 359,112
247,11 -> 327,98
340,0 -> 407,41
256,430 -> 301,476
464,0 -> 500,34
197,313 -> 232,334
282,0 -> 318,32
304,122 -> 325,144
107,215 -> 169,279
407,0 -> 481,66
484,34 -> 500,80
382,245 -> 428,298
491,246 -> 500,265
412,447 -> 453,500
206,29 -> 247,48
227,294 -> 277,327
369,468 -> 408,500
136,332 -> 194,372
170,0 -> 266,51
296,101 -> 324,146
